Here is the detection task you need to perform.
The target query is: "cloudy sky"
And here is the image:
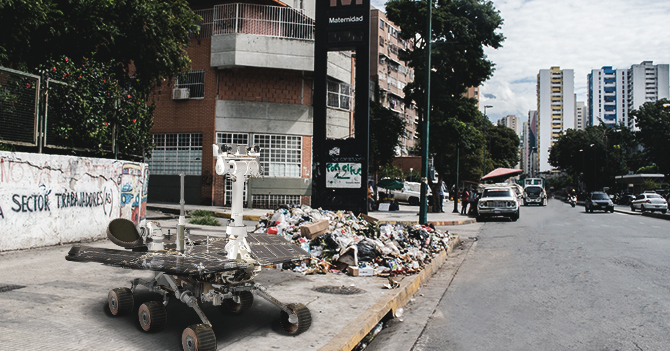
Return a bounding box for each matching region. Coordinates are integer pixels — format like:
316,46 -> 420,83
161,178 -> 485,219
370,0 -> 670,122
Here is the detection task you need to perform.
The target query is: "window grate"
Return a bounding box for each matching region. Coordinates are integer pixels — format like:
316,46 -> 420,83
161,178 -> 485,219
176,70 -> 205,99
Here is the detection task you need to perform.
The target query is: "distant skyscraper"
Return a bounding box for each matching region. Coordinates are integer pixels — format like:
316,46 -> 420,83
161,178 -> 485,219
537,67 -> 575,173
575,101 -> 586,130
527,110 -> 539,176
588,61 -> 669,129
497,115 -> 521,137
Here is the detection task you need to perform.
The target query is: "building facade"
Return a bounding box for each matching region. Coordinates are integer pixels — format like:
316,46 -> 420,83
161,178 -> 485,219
147,1 -> 353,208
575,101 -> 586,130
497,114 -> 521,137
370,7 -> 417,155
588,61 -> 669,129
537,67 -> 575,173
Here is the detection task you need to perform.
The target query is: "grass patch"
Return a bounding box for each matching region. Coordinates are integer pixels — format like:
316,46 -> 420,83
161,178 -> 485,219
190,210 -> 215,218
189,210 -> 221,226
190,216 -> 221,226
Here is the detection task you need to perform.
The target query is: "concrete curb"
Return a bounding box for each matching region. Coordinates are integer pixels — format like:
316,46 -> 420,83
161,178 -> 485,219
380,219 -> 476,226
319,235 -> 461,351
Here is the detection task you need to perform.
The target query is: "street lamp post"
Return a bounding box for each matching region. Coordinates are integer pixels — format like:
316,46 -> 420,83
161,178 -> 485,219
409,167 -> 413,182
579,149 -> 584,191
482,105 -> 493,175
419,0 -> 433,225
452,139 -> 460,213
590,143 -> 596,191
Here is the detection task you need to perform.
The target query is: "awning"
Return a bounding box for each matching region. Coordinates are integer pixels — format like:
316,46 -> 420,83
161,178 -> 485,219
377,179 -> 404,190
481,168 -> 523,181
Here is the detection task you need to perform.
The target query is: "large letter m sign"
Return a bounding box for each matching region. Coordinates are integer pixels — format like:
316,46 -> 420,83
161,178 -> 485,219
330,0 -> 362,6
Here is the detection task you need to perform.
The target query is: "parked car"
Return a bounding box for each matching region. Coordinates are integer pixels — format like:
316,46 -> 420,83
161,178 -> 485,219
523,185 -> 546,206
617,194 -> 635,205
630,192 -> 668,214
390,182 -> 431,206
585,191 -> 614,213
476,187 -> 520,221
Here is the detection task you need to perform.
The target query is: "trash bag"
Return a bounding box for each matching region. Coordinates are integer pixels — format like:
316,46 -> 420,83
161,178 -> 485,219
357,240 -> 378,262
322,233 -> 340,251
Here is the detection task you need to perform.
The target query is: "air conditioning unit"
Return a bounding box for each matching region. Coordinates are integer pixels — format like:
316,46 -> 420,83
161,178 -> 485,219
172,88 -> 190,100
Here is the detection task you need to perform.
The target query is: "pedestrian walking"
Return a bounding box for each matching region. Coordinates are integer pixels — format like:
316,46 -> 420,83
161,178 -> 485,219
439,182 -> 445,212
460,189 -> 469,214
367,181 -> 375,211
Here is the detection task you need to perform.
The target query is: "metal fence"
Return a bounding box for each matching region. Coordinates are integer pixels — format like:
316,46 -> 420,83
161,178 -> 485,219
213,3 -> 314,40
0,66 -> 116,155
0,67 -> 40,146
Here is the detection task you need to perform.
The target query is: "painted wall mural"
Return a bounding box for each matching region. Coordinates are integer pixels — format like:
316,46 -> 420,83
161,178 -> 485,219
0,151 -> 149,251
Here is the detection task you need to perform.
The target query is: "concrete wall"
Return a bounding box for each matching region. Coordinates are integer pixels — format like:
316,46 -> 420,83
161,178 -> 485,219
211,34 -> 314,71
0,152 -> 148,251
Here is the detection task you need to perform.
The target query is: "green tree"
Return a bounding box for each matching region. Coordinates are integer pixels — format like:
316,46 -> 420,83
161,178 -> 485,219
549,125 -> 631,192
1,0 -> 196,93
40,55 -> 154,158
631,99 -> 670,178
386,0 -> 504,209
486,124 -> 520,169
370,85 -> 407,179
1,0 -> 197,158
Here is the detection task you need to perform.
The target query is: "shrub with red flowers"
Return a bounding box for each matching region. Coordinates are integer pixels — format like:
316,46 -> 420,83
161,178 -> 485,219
39,55 -> 153,159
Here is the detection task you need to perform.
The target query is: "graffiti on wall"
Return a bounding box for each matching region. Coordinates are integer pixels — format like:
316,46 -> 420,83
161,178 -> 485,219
0,152 -> 148,251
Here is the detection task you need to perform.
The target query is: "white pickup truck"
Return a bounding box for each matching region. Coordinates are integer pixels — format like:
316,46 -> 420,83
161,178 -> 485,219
390,182 -> 432,206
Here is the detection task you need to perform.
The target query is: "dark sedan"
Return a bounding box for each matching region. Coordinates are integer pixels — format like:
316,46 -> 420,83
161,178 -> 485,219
585,192 -> 614,213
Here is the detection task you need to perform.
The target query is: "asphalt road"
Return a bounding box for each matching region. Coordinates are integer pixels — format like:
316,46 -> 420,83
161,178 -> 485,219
369,198 -> 670,351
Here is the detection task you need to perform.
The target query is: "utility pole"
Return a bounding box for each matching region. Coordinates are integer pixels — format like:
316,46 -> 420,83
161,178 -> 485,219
419,0 -> 432,225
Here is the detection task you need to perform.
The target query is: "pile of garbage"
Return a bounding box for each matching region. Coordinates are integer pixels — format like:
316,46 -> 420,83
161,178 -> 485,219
253,205 -> 458,277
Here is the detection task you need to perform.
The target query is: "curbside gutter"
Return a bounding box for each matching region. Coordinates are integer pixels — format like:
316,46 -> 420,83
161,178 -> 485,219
319,235 -> 461,351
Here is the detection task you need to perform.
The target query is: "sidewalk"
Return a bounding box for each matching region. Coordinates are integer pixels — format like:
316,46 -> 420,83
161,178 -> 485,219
0,202 -> 471,351
147,201 -> 477,226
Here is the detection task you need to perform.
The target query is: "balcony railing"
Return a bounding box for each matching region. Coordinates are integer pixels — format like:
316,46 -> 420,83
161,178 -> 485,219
210,3 -> 314,40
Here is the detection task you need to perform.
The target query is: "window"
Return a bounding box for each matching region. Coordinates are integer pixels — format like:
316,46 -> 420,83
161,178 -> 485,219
253,134 -> 302,177
380,19 -> 384,29
216,132 -> 248,146
176,70 -> 205,99
252,194 -> 300,209
327,80 -> 351,110
379,36 -> 384,46
148,133 -> 202,175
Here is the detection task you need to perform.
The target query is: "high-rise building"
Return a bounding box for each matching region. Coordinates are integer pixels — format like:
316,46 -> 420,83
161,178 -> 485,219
527,110 -> 539,177
575,101 -> 586,130
588,61 -> 669,129
371,8 -> 417,155
537,67 -> 575,173
497,115 -> 521,138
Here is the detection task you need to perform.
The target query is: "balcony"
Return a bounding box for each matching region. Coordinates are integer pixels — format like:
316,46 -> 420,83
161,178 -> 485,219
203,4 -> 321,72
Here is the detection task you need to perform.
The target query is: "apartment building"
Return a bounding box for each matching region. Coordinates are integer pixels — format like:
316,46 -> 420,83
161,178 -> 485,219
497,114 -> 521,137
147,1 -> 353,208
370,8 -> 417,155
588,61 -> 669,129
537,67 -> 575,172
575,101 -> 586,130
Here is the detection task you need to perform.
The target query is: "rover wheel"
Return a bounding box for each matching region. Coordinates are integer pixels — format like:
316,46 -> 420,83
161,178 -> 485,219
138,301 -> 167,332
279,303 -> 312,335
223,291 -> 254,314
108,288 -> 134,316
182,324 -> 216,351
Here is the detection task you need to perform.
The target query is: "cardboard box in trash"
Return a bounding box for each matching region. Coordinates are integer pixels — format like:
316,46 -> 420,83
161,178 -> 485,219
348,266 -> 375,277
300,219 -> 330,239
